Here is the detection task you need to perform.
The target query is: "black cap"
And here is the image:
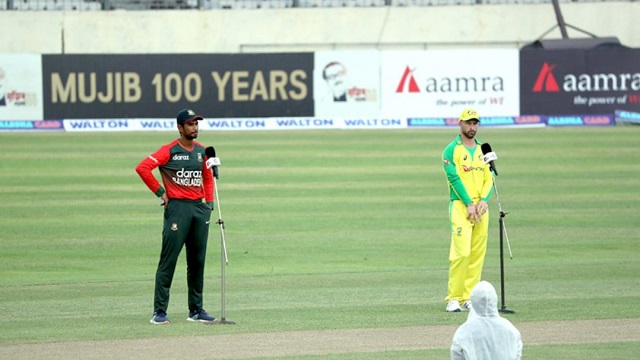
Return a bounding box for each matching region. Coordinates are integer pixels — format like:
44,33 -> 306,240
176,109 -> 203,125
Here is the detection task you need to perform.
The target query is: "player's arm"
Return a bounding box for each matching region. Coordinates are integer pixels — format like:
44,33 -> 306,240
442,146 -> 472,205
201,159 -> 214,209
443,146 -> 480,221
475,161 -> 494,216
480,162 -> 494,202
135,146 -> 170,198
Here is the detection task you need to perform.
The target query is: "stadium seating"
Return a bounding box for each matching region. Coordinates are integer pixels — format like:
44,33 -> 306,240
0,0 -> 624,11
8,0 -> 101,10
202,0 -> 293,9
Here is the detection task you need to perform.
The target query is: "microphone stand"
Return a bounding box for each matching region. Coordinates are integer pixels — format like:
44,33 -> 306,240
492,175 -> 515,314
207,173 -> 235,325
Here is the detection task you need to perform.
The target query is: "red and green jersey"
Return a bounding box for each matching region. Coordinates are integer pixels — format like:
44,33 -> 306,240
442,135 -> 493,205
136,139 -> 214,203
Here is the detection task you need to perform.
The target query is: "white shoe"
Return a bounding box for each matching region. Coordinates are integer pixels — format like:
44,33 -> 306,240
446,299 -> 461,312
461,300 -> 472,312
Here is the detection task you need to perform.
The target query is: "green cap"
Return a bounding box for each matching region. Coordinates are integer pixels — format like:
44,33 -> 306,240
176,109 -> 203,125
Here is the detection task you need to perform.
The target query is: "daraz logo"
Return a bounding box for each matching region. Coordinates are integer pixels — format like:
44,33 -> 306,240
532,62 -> 560,92
396,66 -> 420,93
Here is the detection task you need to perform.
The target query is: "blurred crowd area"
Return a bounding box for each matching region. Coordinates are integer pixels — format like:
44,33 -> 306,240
0,0 -> 623,11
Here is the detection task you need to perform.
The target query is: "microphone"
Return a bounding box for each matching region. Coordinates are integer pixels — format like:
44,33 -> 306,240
205,146 -> 221,179
481,143 -> 498,176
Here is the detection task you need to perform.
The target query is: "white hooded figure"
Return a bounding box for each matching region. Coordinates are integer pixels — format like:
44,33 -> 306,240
450,281 -> 522,360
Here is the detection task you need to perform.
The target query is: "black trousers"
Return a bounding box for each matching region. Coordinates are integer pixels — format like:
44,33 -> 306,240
154,199 -> 212,314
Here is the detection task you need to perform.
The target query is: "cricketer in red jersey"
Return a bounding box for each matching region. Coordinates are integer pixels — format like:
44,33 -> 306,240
136,108 -> 218,325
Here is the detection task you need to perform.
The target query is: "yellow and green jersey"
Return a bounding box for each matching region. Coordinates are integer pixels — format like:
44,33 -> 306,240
442,135 -> 494,205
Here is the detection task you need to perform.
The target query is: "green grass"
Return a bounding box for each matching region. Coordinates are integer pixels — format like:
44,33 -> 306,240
0,127 -> 639,358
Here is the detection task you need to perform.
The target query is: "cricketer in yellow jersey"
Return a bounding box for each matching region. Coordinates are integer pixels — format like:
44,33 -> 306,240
442,108 -> 494,313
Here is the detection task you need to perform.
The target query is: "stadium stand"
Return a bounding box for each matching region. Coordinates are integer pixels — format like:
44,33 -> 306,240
298,0 -> 385,7
7,0 -> 102,10
0,0 -> 626,11
13,0 -> 110,8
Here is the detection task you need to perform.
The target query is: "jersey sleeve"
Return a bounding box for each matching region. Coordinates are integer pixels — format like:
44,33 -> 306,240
201,158 -> 214,203
442,144 -> 473,205
480,163 -> 494,202
135,145 -> 171,197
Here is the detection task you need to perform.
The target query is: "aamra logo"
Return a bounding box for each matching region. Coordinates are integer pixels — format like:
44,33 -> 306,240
396,66 -> 420,93
532,62 -> 560,92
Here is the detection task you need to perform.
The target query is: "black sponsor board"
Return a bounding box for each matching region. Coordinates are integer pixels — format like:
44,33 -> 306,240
42,53 -> 313,119
520,47 -> 640,115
